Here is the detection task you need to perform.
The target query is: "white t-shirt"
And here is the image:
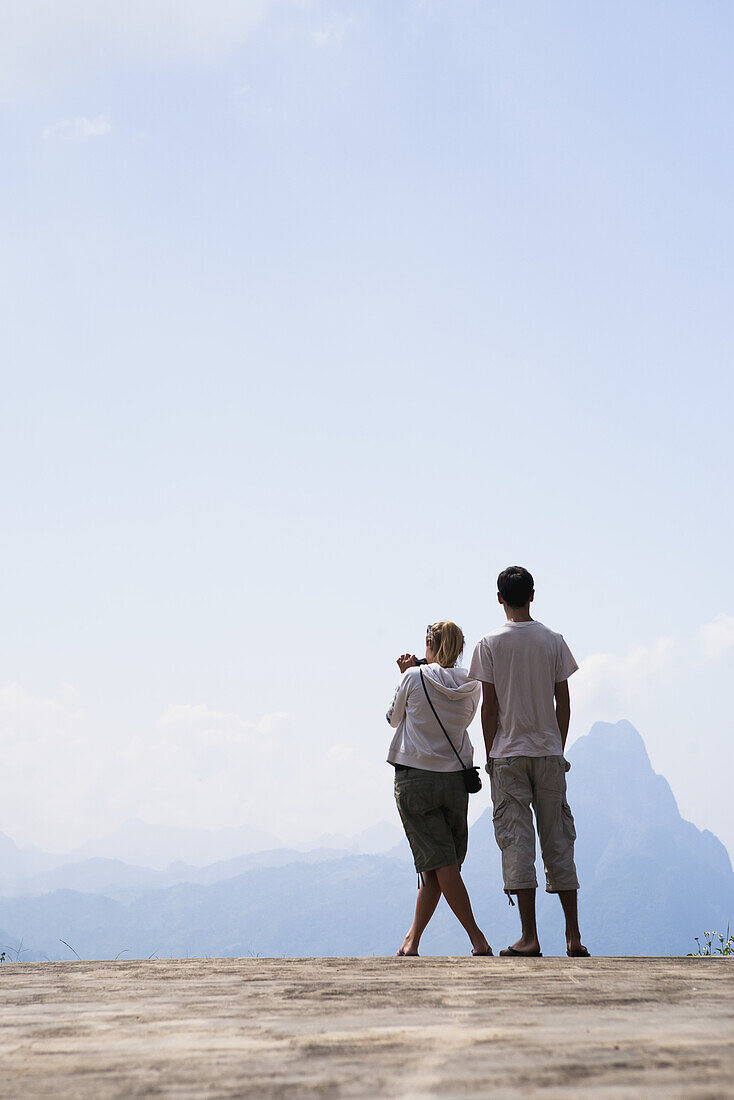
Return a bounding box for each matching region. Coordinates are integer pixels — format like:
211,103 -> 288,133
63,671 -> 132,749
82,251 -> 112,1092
468,620 -> 578,758
386,664 -> 480,772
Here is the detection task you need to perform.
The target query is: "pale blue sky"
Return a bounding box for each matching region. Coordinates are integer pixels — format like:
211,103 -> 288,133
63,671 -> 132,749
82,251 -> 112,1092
1,1 -> 733,852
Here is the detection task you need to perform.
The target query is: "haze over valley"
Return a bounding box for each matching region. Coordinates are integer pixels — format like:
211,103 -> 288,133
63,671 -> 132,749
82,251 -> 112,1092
1,721 -> 729,962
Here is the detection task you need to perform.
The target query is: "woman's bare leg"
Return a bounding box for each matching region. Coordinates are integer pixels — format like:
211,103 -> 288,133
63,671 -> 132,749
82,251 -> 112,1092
435,864 -> 491,954
399,870 -> 441,955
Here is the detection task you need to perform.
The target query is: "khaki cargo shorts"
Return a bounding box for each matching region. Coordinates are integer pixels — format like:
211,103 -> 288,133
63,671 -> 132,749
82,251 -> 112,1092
488,755 -> 579,895
394,766 -> 469,874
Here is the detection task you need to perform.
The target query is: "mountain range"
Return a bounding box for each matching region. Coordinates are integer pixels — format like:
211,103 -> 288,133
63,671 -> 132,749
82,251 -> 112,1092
0,819 -> 406,898
0,721 -> 730,960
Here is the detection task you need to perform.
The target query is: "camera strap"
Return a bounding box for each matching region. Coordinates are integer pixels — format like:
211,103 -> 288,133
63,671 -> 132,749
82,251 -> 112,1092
418,669 -> 467,770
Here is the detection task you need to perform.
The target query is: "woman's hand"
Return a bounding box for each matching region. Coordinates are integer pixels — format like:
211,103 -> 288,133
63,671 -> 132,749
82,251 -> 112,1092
397,653 -> 418,673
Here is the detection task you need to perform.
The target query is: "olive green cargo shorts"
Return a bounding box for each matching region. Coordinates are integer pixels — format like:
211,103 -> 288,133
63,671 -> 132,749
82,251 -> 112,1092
488,755 -> 579,894
394,766 -> 469,874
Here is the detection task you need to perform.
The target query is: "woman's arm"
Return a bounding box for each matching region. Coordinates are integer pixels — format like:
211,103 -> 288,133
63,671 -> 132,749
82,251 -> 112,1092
386,669 -> 413,728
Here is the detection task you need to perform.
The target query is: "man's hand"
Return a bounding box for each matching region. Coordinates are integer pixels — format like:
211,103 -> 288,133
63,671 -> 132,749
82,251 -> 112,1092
397,653 -> 418,673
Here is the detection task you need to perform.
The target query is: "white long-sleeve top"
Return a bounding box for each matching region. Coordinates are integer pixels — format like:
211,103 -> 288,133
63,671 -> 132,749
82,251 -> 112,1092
386,664 -> 481,771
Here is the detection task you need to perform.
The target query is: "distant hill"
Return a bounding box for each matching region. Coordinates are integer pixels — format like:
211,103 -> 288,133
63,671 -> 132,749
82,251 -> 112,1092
0,833 -> 66,881
300,822 -> 404,855
0,820 -> 405,894
563,720 -> 734,954
0,721 -> 730,958
68,819 -> 286,870
0,847 -> 388,901
0,821 -> 290,886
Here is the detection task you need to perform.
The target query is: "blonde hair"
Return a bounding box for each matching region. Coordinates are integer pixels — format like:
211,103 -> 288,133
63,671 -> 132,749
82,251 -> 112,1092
427,621 -> 465,668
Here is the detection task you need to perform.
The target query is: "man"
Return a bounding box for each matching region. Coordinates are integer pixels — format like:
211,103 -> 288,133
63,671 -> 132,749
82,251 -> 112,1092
468,566 -> 589,958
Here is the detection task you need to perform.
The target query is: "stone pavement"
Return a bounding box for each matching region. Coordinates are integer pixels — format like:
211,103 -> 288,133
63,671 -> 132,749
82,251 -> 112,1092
0,957 -> 732,1097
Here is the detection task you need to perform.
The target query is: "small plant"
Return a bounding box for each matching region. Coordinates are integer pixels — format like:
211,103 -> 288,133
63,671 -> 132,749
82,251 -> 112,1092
1,939 -> 28,962
688,925 -> 734,956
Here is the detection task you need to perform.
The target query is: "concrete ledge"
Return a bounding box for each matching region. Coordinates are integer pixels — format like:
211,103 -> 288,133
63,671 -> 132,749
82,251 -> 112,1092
0,957 -> 732,1097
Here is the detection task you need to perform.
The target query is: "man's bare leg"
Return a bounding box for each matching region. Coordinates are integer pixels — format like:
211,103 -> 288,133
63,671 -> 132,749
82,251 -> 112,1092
559,889 -> 587,955
509,887 -> 541,954
435,864 -> 491,955
399,870 -> 441,955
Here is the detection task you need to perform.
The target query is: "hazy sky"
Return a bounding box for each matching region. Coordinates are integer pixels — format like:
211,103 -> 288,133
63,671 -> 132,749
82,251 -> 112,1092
2,1 -> 733,855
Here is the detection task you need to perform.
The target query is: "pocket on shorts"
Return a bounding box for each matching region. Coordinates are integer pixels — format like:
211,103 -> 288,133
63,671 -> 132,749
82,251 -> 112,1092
539,757 -> 568,792
491,759 -> 523,800
395,780 -> 438,817
492,800 -> 513,850
561,800 -> 577,841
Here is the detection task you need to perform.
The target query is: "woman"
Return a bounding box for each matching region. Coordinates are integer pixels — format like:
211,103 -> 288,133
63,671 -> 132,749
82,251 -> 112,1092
386,621 -> 492,957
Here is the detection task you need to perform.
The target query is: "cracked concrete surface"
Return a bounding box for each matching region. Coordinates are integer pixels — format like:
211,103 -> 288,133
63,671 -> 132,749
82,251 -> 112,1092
0,957 -> 732,1097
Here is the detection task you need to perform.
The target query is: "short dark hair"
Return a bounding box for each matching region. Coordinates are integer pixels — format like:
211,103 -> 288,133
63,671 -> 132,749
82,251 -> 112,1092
497,566 -> 534,608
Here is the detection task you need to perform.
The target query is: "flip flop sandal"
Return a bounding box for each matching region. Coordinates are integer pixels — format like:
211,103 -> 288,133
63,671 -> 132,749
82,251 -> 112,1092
499,946 -> 543,957
566,947 -> 591,957
396,949 -> 418,957
472,948 -> 493,956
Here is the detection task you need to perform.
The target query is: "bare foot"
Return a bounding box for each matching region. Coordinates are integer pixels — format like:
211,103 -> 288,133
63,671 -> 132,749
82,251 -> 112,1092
471,933 -> 492,956
566,939 -> 590,957
398,935 -> 419,956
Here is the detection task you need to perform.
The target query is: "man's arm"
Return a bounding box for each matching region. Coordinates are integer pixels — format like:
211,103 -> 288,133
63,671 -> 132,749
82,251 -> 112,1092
480,681 -> 499,761
554,679 -> 570,749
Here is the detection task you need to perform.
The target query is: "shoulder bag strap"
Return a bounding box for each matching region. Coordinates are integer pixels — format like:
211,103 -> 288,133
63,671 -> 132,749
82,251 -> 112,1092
419,668 -> 466,771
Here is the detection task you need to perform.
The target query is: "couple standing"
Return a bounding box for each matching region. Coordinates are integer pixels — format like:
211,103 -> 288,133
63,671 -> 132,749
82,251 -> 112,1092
386,566 -> 589,959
